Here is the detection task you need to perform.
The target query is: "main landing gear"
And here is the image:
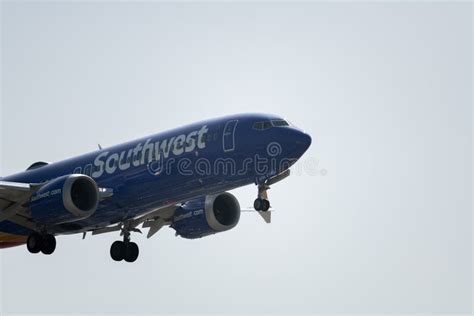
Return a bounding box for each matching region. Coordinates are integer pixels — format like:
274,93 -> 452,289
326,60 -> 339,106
110,228 -> 139,263
254,184 -> 271,212
27,233 -> 56,255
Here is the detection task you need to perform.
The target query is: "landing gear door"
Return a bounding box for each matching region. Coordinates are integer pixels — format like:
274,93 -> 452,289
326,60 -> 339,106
223,120 -> 238,152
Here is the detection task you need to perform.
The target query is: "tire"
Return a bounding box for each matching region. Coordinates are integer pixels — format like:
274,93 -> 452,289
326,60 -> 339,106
110,241 -> 125,261
41,235 -> 56,255
124,242 -> 139,263
262,199 -> 270,212
254,198 -> 263,211
27,233 -> 43,254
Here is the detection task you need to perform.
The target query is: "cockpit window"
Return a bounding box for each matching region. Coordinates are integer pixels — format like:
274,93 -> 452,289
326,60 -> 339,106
272,120 -> 289,127
253,122 -> 263,130
253,119 -> 289,131
262,121 -> 272,129
253,121 -> 271,131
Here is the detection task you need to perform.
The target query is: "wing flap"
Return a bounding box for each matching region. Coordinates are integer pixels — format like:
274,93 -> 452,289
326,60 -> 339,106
0,181 -> 42,224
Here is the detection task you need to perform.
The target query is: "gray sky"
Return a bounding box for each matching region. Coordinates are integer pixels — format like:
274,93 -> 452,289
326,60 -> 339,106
0,2 -> 472,315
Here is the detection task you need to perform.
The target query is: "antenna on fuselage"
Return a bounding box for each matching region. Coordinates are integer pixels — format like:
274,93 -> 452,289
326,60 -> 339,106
98,144 -> 103,150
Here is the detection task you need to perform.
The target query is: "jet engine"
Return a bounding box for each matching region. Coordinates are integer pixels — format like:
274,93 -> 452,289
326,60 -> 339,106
30,174 -> 99,225
172,192 -> 240,239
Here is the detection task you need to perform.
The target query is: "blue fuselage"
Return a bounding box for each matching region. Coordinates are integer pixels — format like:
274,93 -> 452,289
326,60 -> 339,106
0,113 -> 311,238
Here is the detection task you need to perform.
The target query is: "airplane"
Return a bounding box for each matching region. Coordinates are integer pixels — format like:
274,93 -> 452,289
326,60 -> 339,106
0,113 -> 311,262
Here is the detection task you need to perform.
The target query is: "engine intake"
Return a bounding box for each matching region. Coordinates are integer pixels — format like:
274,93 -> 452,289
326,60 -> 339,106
205,192 -> 240,231
172,192 -> 241,239
65,176 -> 98,216
30,174 -> 99,225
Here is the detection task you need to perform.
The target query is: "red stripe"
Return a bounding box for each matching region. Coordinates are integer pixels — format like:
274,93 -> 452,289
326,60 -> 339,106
0,242 -> 25,249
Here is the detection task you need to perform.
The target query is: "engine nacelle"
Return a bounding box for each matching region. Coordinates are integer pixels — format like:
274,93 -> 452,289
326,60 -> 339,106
172,192 -> 241,239
30,174 -> 99,225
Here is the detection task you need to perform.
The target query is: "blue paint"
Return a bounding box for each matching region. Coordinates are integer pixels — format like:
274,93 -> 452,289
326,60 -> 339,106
0,113 -> 311,237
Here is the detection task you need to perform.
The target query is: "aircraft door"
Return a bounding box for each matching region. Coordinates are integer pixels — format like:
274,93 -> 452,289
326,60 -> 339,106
222,120 -> 238,152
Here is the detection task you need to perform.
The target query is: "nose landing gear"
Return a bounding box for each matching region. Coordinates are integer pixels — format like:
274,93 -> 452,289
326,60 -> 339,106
254,184 -> 270,212
253,170 -> 291,213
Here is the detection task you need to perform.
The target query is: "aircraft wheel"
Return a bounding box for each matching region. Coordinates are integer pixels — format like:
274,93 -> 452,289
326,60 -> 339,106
110,241 -> 125,261
262,199 -> 270,212
254,198 -> 270,212
254,198 -> 263,211
41,234 -> 56,255
27,233 -> 43,254
124,242 -> 139,263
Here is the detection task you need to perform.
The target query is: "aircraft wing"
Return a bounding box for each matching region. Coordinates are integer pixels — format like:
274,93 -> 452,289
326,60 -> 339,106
0,181 -> 37,201
0,181 -> 43,228
0,180 -> 113,230
89,204 -> 179,239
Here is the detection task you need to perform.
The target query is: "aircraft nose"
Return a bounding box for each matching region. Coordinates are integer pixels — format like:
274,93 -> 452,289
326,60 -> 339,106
295,131 -> 312,155
281,128 -> 311,159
